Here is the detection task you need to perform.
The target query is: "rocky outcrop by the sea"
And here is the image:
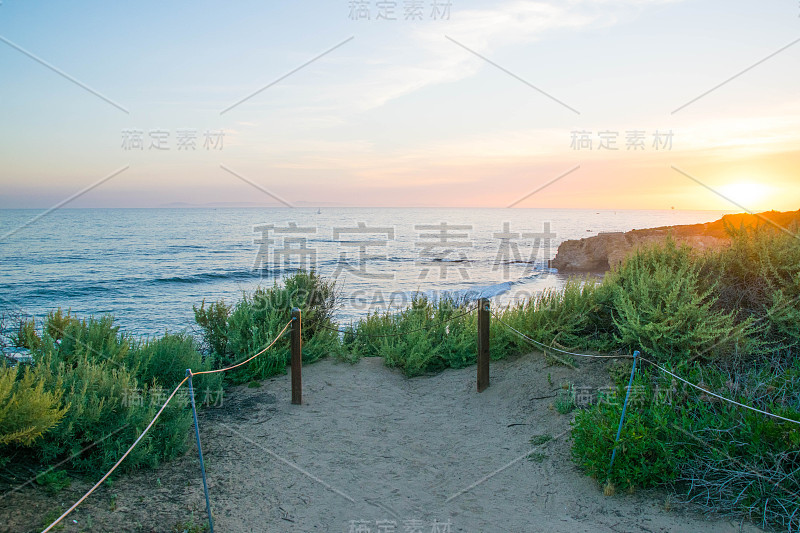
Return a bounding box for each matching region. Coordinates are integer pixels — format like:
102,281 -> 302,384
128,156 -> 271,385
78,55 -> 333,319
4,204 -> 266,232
550,210 -> 800,272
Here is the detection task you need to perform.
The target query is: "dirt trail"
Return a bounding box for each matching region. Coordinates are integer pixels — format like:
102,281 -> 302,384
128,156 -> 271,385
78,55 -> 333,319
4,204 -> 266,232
2,353 -> 764,533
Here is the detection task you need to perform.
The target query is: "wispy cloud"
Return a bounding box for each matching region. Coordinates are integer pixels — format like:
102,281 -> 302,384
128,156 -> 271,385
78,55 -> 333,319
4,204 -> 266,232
338,0 -> 684,112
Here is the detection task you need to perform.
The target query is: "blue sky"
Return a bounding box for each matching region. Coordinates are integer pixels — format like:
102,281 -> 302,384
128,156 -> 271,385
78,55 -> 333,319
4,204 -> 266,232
1,0 -> 798,210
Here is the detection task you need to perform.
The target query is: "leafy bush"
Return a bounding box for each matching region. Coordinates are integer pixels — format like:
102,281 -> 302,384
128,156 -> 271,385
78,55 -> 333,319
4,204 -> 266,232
35,469 -> 71,494
572,361 -> 800,530
32,343 -> 191,476
500,278 -> 617,355
194,271 -> 342,383
523,226 -> 800,529
0,364 -> 67,446
193,299 -> 231,358
607,240 -> 752,364
341,295 -> 519,376
1,311 -> 195,479
703,225 -> 800,360
127,333 -> 222,400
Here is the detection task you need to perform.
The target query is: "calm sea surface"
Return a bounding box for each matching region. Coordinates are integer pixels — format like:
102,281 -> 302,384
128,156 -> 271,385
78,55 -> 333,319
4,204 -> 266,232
0,208 -> 730,337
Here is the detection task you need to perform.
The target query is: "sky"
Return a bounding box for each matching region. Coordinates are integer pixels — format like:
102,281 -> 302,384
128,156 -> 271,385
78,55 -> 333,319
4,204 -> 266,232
0,0 -> 798,211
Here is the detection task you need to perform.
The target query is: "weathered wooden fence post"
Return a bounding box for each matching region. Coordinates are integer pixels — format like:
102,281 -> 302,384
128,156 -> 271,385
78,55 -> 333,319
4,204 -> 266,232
291,307 -> 302,405
477,298 -> 490,392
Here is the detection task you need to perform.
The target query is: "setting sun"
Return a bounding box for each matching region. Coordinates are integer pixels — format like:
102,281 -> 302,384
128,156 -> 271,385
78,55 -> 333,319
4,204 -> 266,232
718,181 -> 772,209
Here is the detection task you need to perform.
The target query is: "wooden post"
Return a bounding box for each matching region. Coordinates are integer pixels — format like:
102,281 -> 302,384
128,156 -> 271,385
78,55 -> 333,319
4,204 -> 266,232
291,307 -> 302,405
477,298 -> 490,392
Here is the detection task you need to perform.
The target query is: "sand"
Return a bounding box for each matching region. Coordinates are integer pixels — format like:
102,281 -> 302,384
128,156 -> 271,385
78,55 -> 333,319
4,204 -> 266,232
1,352 -> 765,533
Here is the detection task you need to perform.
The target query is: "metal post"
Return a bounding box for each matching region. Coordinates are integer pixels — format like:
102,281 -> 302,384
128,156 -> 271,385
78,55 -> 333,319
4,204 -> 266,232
608,350 -> 639,476
477,298 -> 490,392
291,308 -> 302,405
186,369 -> 214,533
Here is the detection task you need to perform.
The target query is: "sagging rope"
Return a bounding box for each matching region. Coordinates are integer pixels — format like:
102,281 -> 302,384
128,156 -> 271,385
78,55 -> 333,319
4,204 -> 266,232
493,313 -> 630,359
40,320 -> 293,533
41,377 -> 189,533
313,305 -> 479,338
638,356 -> 800,426
494,315 -> 800,426
192,320 -> 293,375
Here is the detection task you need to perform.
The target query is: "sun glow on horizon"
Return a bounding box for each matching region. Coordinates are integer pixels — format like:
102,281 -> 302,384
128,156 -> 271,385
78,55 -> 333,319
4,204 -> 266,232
717,182 -> 773,210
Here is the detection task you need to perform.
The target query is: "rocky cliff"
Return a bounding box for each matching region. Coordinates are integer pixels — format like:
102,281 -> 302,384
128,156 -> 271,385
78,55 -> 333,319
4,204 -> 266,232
550,210 -> 800,272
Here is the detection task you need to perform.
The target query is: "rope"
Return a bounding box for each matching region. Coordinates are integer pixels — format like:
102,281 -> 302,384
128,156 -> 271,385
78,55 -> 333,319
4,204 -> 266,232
493,316 -> 800,426
493,313 -> 632,359
191,320 -> 293,375
41,376 -> 189,533
313,306 -> 478,338
40,321 -> 293,533
638,356 -> 800,426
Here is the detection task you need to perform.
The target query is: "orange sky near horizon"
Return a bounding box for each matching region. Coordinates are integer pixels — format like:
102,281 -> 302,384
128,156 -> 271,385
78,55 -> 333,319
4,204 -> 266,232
1,1 -> 798,212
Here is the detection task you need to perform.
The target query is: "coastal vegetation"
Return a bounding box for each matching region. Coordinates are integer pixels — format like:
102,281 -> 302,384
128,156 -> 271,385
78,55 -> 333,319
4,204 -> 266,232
1,220 -> 798,529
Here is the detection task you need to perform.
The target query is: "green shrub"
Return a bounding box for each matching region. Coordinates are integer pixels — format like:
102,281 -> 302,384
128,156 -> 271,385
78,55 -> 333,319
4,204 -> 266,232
193,299 -> 231,358
554,386 -> 575,414
342,295 -> 512,376
608,239 -> 753,364
572,363 -> 800,530
32,349 -> 191,475
127,333 -> 222,400
1,312 -> 195,479
25,309 -> 133,369
501,279 -> 616,355
704,226 -> 800,360
0,364 -> 67,447
194,271 -> 342,383
35,469 -> 71,494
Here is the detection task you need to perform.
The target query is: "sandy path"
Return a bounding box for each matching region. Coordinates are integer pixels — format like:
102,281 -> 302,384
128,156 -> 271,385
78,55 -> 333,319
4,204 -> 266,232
2,353 -> 764,533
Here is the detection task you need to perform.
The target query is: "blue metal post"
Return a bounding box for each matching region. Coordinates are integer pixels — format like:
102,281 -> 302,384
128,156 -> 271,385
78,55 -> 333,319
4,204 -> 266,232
608,350 -> 639,476
187,369 -> 214,533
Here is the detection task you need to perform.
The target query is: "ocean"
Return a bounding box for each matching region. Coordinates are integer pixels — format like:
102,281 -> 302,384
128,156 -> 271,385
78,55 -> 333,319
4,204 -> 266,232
0,207 -> 729,338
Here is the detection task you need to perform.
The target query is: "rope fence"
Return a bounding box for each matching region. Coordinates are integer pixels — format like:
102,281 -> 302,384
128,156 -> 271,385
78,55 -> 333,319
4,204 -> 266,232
41,376 -> 190,533
492,313 -> 632,360
492,311 -> 800,426
40,319 -> 294,533
38,297 -> 800,532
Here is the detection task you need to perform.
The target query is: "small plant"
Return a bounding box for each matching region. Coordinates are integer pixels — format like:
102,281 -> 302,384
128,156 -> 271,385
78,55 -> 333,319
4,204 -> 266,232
608,239 -> 752,364
528,452 -> 547,463
172,515 -> 210,533
530,434 -> 553,446
247,380 -> 261,388
39,509 -> 64,532
554,386 -> 575,414
35,469 -> 71,494
1,311 -> 195,479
